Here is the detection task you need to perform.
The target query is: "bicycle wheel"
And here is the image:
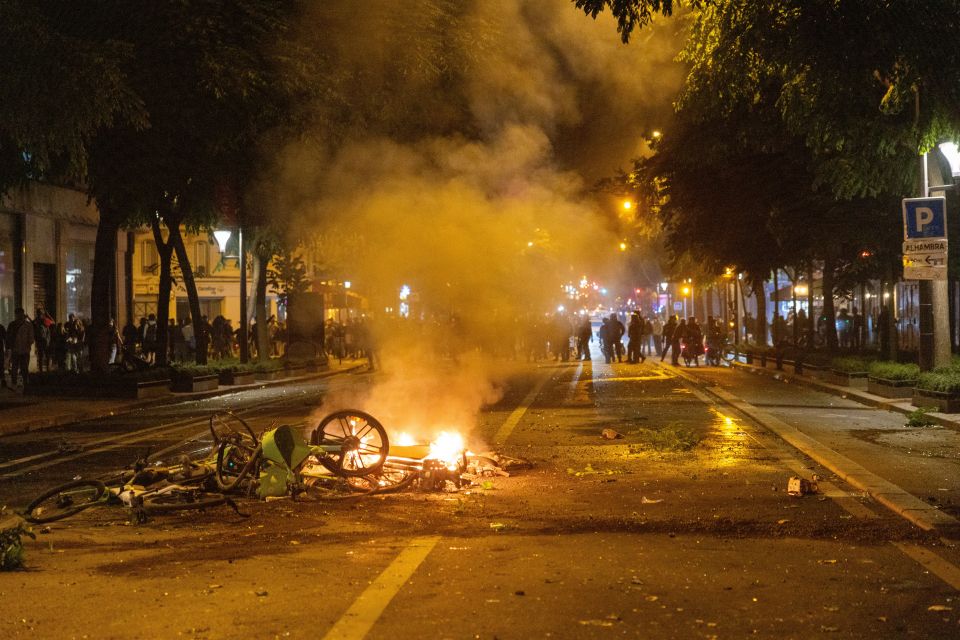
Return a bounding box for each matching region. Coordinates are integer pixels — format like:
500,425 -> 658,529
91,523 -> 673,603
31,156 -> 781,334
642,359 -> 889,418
303,475 -> 376,499
141,489 -> 229,514
24,480 -> 106,523
721,346 -> 737,363
369,465 -> 418,494
313,410 -> 389,477
215,441 -> 262,492
209,410 -> 258,447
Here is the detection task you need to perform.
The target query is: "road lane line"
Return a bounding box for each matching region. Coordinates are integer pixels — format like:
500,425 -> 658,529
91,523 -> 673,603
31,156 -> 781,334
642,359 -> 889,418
893,543 -> 960,591
494,367 -> 553,443
322,536 -> 441,640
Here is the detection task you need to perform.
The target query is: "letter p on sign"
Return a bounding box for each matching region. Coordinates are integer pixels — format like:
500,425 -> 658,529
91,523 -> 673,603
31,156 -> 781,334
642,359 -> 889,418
915,207 -> 935,232
903,197 -> 947,240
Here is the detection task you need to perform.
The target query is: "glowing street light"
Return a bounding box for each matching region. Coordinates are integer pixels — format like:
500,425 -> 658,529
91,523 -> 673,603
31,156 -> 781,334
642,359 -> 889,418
940,141 -> 960,178
619,241 -> 628,251
213,229 -> 232,254
622,200 -> 633,210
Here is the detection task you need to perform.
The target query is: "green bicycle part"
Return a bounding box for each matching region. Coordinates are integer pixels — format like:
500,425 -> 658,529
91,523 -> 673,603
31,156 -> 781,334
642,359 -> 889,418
260,424 -> 313,472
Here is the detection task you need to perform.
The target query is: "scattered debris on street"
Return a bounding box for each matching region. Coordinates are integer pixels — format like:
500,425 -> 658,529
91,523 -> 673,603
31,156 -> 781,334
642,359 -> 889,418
787,475 -> 820,497
1,515 -> 35,571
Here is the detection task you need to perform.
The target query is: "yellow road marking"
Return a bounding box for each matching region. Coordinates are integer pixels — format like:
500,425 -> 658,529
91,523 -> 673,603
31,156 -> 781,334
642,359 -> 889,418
893,543 -> 960,591
322,536 -> 441,640
494,367 -> 553,443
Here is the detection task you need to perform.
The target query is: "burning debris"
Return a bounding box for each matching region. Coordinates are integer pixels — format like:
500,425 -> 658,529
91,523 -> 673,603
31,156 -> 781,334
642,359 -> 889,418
379,431 -> 532,493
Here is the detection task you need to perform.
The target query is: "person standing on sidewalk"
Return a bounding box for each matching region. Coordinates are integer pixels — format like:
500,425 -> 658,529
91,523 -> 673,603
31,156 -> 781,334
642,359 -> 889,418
34,307 -> 53,372
64,313 -> 85,373
7,307 -> 35,386
651,315 -> 663,357
660,315 -> 678,362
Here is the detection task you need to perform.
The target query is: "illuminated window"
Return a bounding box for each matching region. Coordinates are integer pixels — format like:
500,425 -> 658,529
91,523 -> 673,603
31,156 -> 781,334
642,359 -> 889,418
194,242 -> 209,276
141,240 -> 159,275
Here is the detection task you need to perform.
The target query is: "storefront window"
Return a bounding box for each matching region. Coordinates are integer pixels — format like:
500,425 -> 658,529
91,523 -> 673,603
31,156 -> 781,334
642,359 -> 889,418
66,241 -> 95,319
0,213 -> 16,324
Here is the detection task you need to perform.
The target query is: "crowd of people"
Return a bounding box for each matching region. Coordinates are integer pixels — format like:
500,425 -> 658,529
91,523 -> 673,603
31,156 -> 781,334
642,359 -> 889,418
1,307 -> 91,387
516,311 -> 728,367
0,307 -> 297,388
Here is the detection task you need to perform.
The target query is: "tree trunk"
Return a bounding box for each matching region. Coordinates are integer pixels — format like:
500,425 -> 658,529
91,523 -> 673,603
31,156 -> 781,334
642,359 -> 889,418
255,246 -> 270,360
170,226 -> 204,364
752,276 -> 768,347
822,253 -> 839,353
89,210 -> 119,373
880,257 -> 898,360
150,217 -> 173,366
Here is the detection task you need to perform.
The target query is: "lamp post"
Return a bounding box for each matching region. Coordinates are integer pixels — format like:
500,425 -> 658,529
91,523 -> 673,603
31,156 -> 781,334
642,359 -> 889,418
916,143 -> 960,370
214,226 -> 249,364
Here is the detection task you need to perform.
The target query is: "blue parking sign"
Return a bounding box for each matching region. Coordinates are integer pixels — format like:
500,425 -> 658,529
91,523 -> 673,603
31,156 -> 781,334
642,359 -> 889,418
903,197 -> 947,239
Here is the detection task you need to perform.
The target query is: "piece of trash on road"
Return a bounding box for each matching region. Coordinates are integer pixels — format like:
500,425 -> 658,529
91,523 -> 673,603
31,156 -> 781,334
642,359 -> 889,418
579,619 -> 615,627
928,604 -> 953,611
641,496 -> 664,504
489,522 -> 507,532
787,475 -> 820,497
601,428 -> 624,440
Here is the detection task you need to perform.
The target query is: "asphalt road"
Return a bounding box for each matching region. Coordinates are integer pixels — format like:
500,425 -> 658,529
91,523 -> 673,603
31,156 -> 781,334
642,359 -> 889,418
2,352 -> 959,639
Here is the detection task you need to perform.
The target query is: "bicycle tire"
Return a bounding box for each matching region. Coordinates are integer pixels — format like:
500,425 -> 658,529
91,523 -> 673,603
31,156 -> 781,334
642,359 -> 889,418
721,347 -> 737,363
24,480 -> 106,523
313,410 -> 389,477
209,410 -> 258,447
303,476 -> 376,500
141,491 -> 229,514
370,467 -> 418,494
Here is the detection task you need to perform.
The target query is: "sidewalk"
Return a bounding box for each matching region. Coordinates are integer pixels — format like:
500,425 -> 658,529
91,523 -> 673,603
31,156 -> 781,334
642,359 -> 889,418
0,360 -> 366,437
731,359 -> 960,429
663,359 -> 960,537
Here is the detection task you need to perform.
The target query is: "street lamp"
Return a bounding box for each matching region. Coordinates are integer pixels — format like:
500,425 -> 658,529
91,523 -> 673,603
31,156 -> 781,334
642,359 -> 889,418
939,142 -> 960,178
213,230 -> 232,254
214,224 -> 248,363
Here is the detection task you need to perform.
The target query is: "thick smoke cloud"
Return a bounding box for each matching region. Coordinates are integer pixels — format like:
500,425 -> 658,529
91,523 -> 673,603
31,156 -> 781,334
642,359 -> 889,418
271,0 -> 685,440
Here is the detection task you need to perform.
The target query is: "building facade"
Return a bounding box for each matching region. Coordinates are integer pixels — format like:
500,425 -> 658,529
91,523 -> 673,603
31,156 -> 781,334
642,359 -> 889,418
0,183 -> 120,327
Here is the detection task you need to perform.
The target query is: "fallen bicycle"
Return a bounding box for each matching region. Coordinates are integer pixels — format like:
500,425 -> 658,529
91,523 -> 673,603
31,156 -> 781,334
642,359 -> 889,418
23,451 -> 243,525
210,409 -> 531,498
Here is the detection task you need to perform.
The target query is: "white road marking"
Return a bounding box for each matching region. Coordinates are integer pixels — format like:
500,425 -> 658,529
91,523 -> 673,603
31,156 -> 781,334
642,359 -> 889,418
494,367 -> 553,443
322,536 -> 441,640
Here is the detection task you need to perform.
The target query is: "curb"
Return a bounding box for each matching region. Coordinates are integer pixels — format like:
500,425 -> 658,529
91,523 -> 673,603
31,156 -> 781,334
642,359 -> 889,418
0,364 -> 366,437
659,361 -> 960,536
729,360 -> 960,430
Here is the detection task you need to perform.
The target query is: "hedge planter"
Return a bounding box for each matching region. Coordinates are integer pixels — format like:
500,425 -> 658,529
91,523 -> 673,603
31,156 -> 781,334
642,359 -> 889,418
171,374 -> 219,393
284,365 -> 307,378
913,388 -> 960,413
26,378 -> 171,400
801,363 -> 827,380
826,370 -> 868,388
254,369 -> 284,381
867,376 -> 917,399
218,370 -> 256,386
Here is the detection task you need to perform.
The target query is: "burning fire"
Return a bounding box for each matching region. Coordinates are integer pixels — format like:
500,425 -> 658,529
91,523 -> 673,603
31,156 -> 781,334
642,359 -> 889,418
394,432 -> 418,446
429,431 -> 466,469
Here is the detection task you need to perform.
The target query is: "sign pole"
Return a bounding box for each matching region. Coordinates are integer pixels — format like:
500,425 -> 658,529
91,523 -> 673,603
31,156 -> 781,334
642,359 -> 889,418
904,155 -> 950,370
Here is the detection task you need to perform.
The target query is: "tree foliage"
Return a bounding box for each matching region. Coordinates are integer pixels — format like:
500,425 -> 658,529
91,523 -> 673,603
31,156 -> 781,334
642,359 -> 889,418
573,0 -> 690,42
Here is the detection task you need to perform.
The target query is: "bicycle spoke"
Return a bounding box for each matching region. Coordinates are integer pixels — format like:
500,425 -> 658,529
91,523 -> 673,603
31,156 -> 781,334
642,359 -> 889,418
336,416 -> 351,438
